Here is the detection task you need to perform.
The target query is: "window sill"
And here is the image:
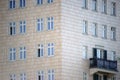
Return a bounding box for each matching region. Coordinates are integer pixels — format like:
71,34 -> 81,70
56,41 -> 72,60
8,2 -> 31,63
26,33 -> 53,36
92,35 -> 98,37
101,12 -> 107,15
82,7 -> 88,10
111,39 -> 116,41
82,33 -> 88,35
111,14 -> 116,17
102,37 -> 107,39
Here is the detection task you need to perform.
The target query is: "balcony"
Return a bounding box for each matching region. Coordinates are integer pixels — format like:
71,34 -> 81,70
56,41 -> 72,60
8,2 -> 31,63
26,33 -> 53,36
89,58 -> 117,75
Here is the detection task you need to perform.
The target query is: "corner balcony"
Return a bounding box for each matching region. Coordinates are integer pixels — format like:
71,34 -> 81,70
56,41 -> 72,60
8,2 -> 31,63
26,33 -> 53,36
89,58 -> 118,75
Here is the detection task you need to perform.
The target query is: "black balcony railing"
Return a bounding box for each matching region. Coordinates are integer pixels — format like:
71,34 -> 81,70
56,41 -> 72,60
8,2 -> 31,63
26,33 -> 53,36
90,58 -> 117,71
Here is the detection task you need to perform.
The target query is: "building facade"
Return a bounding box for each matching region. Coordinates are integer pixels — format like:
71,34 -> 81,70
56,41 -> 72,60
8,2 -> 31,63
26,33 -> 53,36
0,0 -> 120,80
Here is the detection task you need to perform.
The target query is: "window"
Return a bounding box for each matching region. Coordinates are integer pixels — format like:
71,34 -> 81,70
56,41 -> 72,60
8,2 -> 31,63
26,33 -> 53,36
20,0 -> 26,8
82,20 -> 88,34
102,25 -> 107,38
37,18 -> 43,32
9,22 -> 16,35
101,0 -> 107,13
111,51 -> 116,61
9,48 -> 16,61
37,0 -> 43,5
111,27 -> 116,40
93,48 -> 107,59
48,43 -> 54,56
92,23 -> 97,36
48,0 -> 53,3
82,46 -> 87,59
38,71 -> 44,80
111,76 -> 116,80
111,2 -> 116,16
47,17 -> 54,30
93,74 -> 107,80
83,72 -> 87,80
82,0 -> 88,9
20,21 -> 26,34
20,47 -> 26,60
10,74 -> 16,80
38,44 -> 44,57
48,69 -> 54,80
20,73 -> 26,80
9,0 -> 15,9
92,0 -> 97,11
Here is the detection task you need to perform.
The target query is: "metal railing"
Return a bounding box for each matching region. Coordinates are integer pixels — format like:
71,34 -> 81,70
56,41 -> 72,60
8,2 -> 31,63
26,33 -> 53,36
90,58 -> 117,71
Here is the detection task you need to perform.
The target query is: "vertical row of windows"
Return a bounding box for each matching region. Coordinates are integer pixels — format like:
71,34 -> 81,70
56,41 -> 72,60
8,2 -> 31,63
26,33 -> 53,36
9,47 -> 26,61
82,0 -> 117,16
82,20 -> 116,40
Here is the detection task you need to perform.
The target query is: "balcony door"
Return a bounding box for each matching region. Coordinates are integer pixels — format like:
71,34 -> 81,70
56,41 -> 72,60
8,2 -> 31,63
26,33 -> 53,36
93,74 -> 107,80
93,48 -> 107,60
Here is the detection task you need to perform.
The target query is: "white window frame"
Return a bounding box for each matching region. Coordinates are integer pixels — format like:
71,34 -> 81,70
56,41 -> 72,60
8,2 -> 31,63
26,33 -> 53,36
9,22 -> 16,35
38,44 -> 44,57
48,69 -> 54,80
37,70 -> 44,80
111,27 -> 116,40
82,46 -> 87,59
9,48 -> 16,61
37,18 -> 43,32
102,25 -> 107,38
83,72 -> 87,80
48,43 -> 54,56
82,0 -> 88,9
20,73 -> 26,80
111,2 -> 116,16
9,0 -> 15,9
37,0 -> 43,5
20,47 -> 26,60
92,0 -> 97,11
92,23 -> 97,36
20,0 -> 26,8
101,0 -> 107,13
20,21 -> 26,34
47,17 -> 54,30
82,20 -> 88,34
48,0 -> 53,3
10,74 -> 16,80
111,51 -> 116,61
